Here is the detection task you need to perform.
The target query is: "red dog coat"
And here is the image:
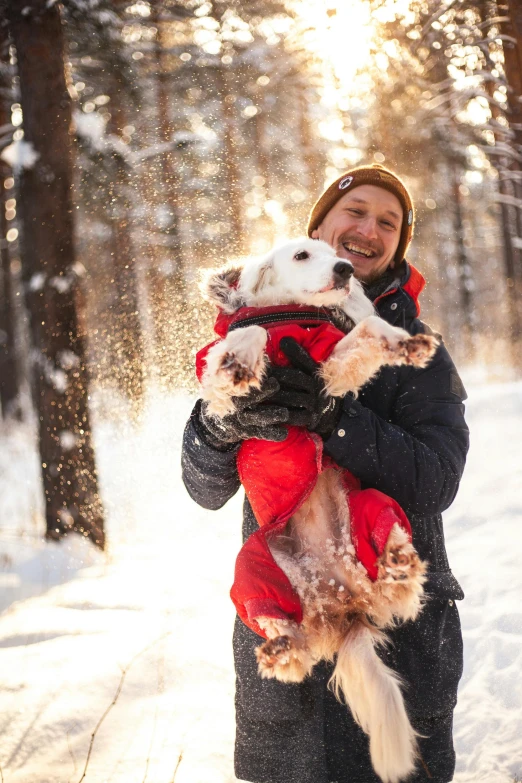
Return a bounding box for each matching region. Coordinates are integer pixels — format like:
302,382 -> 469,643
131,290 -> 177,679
196,305 -> 412,638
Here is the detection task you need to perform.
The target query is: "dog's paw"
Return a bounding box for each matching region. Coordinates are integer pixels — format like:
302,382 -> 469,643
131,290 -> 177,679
381,333 -> 438,369
402,334 -> 438,367
377,530 -> 424,587
220,351 -> 256,386
202,324 -> 268,406
381,545 -> 415,581
257,635 -> 292,666
256,635 -> 314,683
372,524 -> 427,624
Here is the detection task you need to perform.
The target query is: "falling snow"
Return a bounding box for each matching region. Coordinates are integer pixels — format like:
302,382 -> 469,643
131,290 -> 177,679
28,272 -> 46,292
59,430 -> 77,451
0,381 -> 520,782
50,275 -> 73,294
0,139 -> 39,171
2,2 -> 522,781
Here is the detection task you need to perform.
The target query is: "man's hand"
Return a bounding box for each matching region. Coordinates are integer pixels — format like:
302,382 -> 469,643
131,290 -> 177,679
269,337 -> 343,440
197,375 -> 311,449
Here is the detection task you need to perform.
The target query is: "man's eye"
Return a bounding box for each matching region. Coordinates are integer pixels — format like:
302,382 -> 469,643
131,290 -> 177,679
294,251 -> 310,261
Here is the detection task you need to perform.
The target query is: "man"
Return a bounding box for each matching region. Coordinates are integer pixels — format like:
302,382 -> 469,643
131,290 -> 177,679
182,164 -> 469,783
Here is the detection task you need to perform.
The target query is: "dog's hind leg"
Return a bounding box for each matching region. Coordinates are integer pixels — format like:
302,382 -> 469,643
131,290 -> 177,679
255,617 -> 315,683
375,524 -> 427,624
201,325 -> 267,417
331,621 -> 418,783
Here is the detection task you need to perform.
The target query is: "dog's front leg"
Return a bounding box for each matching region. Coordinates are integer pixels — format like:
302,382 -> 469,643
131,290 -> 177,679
320,316 -> 438,397
201,325 -> 268,417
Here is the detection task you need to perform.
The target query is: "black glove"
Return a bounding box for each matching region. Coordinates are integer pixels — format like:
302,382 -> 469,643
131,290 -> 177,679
196,376 -> 308,450
269,337 -> 343,440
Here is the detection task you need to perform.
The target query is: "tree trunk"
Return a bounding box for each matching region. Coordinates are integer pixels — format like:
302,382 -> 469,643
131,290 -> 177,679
151,2 -> 183,272
145,1 -> 189,388
500,0 -> 522,339
299,89 -> 323,197
450,163 -> 475,356
253,106 -> 276,247
100,0 -> 147,406
0,162 -> 21,418
478,0 -> 522,345
105,77 -> 146,408
6,0 -> 105,548
0,19 -> 21,417
216,64 -> 244,255
502,0 -> 522,150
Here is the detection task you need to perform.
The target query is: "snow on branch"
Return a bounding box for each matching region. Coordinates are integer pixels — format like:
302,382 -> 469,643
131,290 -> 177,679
498,169 -> 522,181
494,192 -> 522,209
75,110 -> 202,168
473,16 -> 510,32
486,142 -> 522,162
126,133 -> 199,165
31,350 -> 68,394
472,70 -> 508,88
418,0 -> 460,40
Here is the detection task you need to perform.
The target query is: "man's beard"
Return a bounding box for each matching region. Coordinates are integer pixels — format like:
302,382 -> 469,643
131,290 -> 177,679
357,267 -> 391,285
362,264 -> 403,303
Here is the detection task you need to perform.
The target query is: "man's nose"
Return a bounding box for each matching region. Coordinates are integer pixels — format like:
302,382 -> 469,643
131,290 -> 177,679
356,216 -> 378,240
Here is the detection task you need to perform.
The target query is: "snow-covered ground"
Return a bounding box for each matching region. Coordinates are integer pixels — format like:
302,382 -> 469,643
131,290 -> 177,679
0,379 -> 520,783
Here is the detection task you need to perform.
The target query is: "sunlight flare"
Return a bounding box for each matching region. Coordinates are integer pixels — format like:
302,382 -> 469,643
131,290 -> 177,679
296,0 -> 374,88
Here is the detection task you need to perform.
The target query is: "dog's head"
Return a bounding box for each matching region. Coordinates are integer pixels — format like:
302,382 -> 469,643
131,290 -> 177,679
202,237 -> 374,321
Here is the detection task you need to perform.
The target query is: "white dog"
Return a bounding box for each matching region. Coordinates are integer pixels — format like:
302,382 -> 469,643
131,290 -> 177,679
199,238 -> 437,783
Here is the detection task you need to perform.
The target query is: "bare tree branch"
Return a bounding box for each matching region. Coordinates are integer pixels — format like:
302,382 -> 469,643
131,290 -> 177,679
170,751 -> 183,782
66,725 -> 78,781
77,632 -> 172,783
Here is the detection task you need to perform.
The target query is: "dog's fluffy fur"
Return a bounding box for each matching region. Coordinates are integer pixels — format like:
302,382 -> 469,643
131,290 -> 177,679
200,238 -> 436,783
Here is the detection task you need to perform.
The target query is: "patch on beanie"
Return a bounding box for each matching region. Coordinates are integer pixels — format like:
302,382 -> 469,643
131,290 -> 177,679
338,175 -> 354,190
407,209 -> 413,226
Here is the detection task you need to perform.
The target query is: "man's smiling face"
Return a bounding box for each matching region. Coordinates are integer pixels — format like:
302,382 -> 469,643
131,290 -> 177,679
311,184 -> 403,284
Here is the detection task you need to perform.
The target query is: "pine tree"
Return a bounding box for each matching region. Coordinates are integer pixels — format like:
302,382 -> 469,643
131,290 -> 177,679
64,0 -> 147,406
4,0 -> 105,547
498,0 -> 522,339
367,0 -> 522,362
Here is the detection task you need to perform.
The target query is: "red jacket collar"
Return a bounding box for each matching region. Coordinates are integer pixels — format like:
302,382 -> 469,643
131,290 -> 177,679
374,263 -> 425,317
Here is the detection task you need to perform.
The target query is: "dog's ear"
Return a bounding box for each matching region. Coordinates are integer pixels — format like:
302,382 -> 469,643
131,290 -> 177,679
200,264 -> 245,313
250,259 -> 275,296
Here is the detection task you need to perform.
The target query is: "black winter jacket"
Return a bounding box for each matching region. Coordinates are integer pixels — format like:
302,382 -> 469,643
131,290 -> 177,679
181,265 -> 469,783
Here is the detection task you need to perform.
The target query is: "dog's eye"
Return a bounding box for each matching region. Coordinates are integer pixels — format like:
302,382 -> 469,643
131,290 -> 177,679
294,251 -> 310,261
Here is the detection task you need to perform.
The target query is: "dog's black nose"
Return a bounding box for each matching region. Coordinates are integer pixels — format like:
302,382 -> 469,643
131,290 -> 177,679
333,261 -> 354,280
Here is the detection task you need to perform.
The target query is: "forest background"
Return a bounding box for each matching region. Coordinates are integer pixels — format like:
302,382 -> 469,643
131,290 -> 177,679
1,0 -> 522,547
0,2 -> 521,782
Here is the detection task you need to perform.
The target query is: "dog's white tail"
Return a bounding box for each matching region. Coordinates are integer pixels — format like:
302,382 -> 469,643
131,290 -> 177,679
330,622 -> 417,783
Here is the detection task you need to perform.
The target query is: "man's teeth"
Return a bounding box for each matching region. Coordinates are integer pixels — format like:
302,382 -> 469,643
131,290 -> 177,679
344,243 -> 375,258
